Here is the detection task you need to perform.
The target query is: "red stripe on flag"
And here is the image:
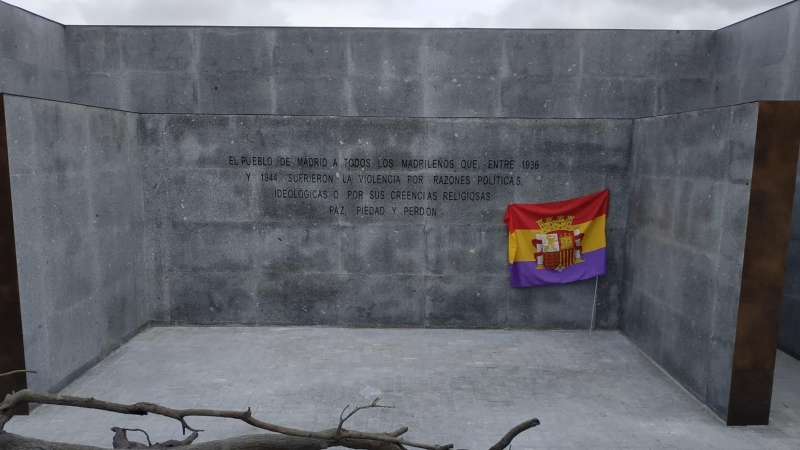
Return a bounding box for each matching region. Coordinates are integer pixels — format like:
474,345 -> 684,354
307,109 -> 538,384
562,249 -> 574,267
504,189 -> 609,234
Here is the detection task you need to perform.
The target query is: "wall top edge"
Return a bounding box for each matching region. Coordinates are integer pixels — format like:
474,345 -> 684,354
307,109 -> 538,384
0,92 -> 767,121
60,25 -> 716,33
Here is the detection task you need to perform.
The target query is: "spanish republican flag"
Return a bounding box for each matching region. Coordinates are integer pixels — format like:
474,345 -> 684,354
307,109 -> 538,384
504,189 -> 609,287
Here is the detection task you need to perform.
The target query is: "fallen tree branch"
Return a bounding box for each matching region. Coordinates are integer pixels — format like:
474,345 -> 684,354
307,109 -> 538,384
152,431 -> 199,448
125,428 -> 151,447
0,427 -> 417,450
0,389 -> 539,450
1,432 -> 328,450
0,370 -> 37,378
111,427 -> 154,448
487,418 -> 540,450
338,398 -> 393,434
0,369 -> 38,432
0,391 -> 454,450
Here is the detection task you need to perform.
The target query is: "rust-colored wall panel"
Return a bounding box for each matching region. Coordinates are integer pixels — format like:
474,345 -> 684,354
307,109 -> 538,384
728,101 -> 800,425
728,370 -> 775,425
0,94 -> 28,413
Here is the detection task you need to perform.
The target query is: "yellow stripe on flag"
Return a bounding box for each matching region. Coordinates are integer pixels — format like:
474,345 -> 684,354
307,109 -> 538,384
508,214 -> 607,263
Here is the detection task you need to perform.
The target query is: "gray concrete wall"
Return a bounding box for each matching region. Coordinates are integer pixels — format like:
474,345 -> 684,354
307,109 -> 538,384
64,26 -> 715,118
5,0 -> 800,118
622,103 -> 759,419
1,0 -> 799,364
3,95 -> 148,393
140,113 -> 631,328
0,2 -> 69,101
712,2 -> 800,105
0,0 -> 719,118
712,1 -> 800,362
780,157 -> 800,360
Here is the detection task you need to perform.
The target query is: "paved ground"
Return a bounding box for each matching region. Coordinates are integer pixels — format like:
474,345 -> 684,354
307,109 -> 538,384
6,327 -> 800,449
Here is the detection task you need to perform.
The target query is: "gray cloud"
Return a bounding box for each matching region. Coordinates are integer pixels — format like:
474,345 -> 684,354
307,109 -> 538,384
5,0 -> 791,29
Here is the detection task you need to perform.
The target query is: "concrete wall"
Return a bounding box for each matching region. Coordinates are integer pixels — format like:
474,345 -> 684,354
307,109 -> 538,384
3,95 -> 148,393
1,0 -> 800,389
622,103 -> 759,419
140,113 -> 631,328
0,0 -> 720,119
3,0 -> 800,118
780,157 -> 800,359
713,2 -> 800,105
0,2 -> 68,101
63,26 -> 715,118
713,1 -> 800,363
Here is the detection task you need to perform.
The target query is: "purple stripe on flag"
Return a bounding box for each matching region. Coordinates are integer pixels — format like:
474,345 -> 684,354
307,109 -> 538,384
509,248 -> 606,287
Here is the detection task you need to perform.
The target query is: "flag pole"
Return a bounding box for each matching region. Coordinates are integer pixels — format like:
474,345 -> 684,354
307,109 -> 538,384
589,276 -> 599,335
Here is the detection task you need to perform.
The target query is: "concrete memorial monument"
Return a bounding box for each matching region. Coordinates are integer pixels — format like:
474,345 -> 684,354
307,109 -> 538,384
0,0 -> 800,428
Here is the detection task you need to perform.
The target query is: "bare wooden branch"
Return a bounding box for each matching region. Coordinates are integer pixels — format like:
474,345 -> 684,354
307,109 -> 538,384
1,418 -> 536,450
0,390 -> 452,450
1,432 -> 329,450
486,418 -> 540,450
0,369 -> 36,431
124,428 -> 151,447
387,428 -> 408,438
0,388 -> 538,450
111,427 -> 147,449
0,429 -> 403,450
338,398 -> 394,433
152,431 -> 199,448
0,370 -> 36,378
111,427 -> 153,448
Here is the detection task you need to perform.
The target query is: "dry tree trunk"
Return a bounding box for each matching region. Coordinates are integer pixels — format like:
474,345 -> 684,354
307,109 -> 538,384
0,371 -> 540,450
1,432 -> 345,450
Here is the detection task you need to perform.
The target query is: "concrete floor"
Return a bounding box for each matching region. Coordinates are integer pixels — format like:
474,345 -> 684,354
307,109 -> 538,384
6,327 -> 800,450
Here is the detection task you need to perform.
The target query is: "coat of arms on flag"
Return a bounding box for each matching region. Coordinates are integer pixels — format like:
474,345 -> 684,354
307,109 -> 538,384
504,189 -> 609,287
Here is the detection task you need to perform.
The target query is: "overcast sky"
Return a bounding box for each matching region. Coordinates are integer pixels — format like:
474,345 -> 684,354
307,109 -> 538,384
5,0 -> 793,29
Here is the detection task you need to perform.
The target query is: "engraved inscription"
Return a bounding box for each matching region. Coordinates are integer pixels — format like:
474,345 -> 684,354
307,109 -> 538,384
227,155 -> 540,218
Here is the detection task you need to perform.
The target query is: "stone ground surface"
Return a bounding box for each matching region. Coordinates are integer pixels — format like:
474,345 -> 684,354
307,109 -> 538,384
7,327 -> 800,450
